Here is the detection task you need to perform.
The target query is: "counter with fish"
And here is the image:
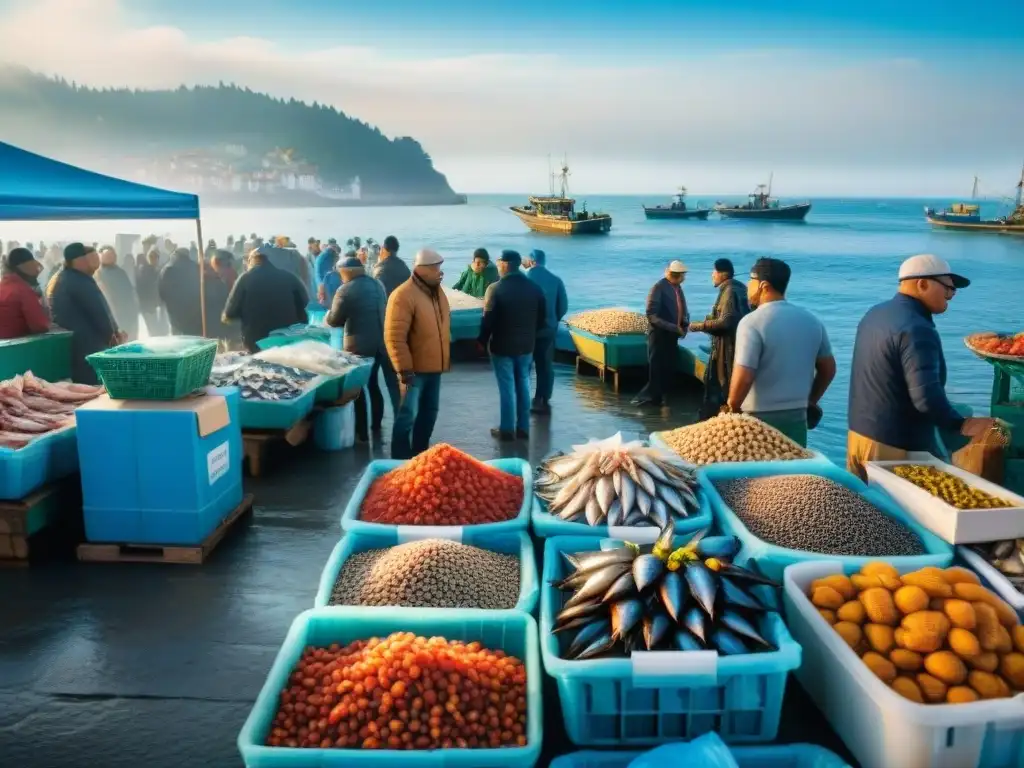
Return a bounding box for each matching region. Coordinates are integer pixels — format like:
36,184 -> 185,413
531,432 -> 710,541
540,526 -> 801,746
0,372 -> 104,499
254,340 -> 374,402
209,354 -> 321,430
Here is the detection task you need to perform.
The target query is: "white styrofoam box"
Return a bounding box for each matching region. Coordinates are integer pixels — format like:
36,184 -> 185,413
864,453 -> 1024,544
958,545 -> 1024,612
784,560 -> 1024,768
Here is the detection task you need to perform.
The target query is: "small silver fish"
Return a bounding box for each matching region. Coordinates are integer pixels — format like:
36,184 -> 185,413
595,474 -> 616,516
636,487 -> 652,518
606,499 -> 625,527
619,473 -> 636,517
603,570 -> 638,603
560,478 -> 595,518
575,631 -> 617,660
555,599 -> 605,628
632,453 -> 670,484
566,618 -> 612,658
572,546 -> 637,575
610,598 -> 644,640
649,498 -> 670,528
643,613 -> 672,650
659,570 -> 686,621
585,496 -> 605,526
612,469 -> 623,497
635,467 -> 657,496
658,484 -> 688,516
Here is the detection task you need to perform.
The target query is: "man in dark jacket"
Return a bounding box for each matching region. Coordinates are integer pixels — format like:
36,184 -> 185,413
479,249 -> 547,441
847,254 -> 996,479
0,248 -> 50,339
158,247 -> 203,336
633,260 -> 689,407
223,245 -> 308,352
689,258 -> 750,419
96,246 -> 139,341
373,235 -> 411,299
326,256 -> 399,441
49,243 -> 125,384
135,250 -> 166,335
524,249 -> 568,415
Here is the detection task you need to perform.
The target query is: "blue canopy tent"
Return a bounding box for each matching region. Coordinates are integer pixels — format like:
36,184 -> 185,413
0,141 -> 211,334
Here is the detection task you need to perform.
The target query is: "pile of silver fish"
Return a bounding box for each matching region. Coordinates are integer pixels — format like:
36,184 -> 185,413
208,360 -> 317,401
535,433 -> 701,527
969,539 -> 1024,590
552,523 -> 780,659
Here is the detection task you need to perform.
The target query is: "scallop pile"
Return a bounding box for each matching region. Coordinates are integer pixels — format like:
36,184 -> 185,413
713,475 -> 926,557
535,433 -> 701,527
566,308 -> 649,336
329,539 -> 520,609
656,414 -> 813,465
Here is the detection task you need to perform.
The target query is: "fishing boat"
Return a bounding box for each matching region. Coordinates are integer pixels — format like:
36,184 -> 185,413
925,167 -> 1024,234
509,161 -> 612,235
642,187 -> 710,220
714,174 -> 811,221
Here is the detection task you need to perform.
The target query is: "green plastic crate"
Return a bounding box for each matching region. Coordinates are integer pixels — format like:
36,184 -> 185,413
86,337 -> 218,400
0,331 -> 72,382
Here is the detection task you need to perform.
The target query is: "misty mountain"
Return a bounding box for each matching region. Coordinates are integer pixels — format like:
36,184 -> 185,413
0,67 -> 456,197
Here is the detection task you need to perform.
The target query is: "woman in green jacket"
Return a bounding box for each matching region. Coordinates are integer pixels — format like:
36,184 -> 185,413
452,247 -> 499,298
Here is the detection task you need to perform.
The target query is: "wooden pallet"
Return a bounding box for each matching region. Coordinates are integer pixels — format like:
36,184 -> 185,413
242,418 -> 312,477
75,494 -> 254,565
0,480 -> 83,567
576,354 -> 628,393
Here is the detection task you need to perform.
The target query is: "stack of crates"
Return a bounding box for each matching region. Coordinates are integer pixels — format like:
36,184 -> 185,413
990,367 -> 1024,493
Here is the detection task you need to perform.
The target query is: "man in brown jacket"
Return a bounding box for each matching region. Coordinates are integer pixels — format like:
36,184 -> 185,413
384,247 -> 451,459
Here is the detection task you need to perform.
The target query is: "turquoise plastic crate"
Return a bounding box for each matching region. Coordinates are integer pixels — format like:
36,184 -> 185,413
569,327 -> 648,369
239,386 -> 317,430
315,362 -> 373,404
237,607 -> 543,768
539,536 -> 802,747
699,462 -> 953,582
0,427 -> 80,501
255,335 -> 303,351
530,485 -> 713,542
550,744 -> 852,768
314,530 -> 539,613
450,311 -> 482,342
555,321 -> 575,354
340,458 -> 532,538
647,433 -> 835,474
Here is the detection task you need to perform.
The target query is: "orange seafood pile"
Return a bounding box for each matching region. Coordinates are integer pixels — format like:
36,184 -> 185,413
361,444 -> 523,525
266,632 -> 529,750
972,333 -> 1024,357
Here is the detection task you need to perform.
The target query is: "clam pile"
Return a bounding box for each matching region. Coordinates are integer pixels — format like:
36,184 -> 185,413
566,309 -> 649,336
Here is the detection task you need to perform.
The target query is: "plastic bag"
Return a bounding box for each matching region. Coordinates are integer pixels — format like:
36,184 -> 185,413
952,420 -> 1010,484
626,733 -> 740,768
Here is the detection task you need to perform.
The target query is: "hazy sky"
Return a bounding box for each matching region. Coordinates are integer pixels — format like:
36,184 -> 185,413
0,0 -> 1022,196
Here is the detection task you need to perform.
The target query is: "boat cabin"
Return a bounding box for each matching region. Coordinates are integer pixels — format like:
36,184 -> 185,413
670,188 -> 688,211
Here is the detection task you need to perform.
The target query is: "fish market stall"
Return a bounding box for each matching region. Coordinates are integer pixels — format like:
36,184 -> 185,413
566,309 -> 650,391
0,330 -> 72,384
208,357 -> 320,430
253,340 -> 373,404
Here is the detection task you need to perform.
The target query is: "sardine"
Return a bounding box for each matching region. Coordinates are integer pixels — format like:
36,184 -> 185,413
659,570 -> 687,621
546,452 -> 588,479
685,561 -> 718,619
584,495 -> 605,526
673,629 -> 704,651
715,562 -> 779,588
636,487 -> 652,518
603,570 -> 638,603
566,618 -> 612,659
624,509 -> 651,526
658,484 -> 689,516
555,599 -> 605,628
559,478 -> 595,518
620,473 -> 636,517
595,474 -> 616,516
606,499 -> 624,527
720,610 -> 774,649
575,631 -> 617,660
565,562 -> 632,606
682,605 -> 707,642
719,577 -> 766,611
643,613 -> 672,650
622,454 -> 643,486
612,469 -> 623,497
649,498 -> 670,528
635,467 -> 657,496
571,546 -> 636,576
696,536 -> 742,560
631,554 -> 665,593
632,453 -> 670,484
710,627 -> 749,656
610,598 -> 644,640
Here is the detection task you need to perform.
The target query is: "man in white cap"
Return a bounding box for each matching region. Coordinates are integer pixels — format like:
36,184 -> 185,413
384,247 -> 451,459
633,260 -> 689,407
847,254 -> 995,479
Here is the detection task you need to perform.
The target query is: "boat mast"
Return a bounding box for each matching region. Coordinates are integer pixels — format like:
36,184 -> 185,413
556,155 -> 570,199
971,175 -> 979,199
767,172 -> 773,199
1016,162 -> 1023,209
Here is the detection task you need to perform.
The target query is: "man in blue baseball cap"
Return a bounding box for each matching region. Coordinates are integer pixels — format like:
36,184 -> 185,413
524,249 -> 568,414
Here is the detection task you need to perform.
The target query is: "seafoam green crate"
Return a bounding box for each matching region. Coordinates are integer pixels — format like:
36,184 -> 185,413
0,331 -> 72,382
568,328 -> 647,369
239,386 -> 317,430
86,337 -> 217,400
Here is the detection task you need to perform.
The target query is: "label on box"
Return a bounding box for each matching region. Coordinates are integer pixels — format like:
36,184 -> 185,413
207,441 -> 230,485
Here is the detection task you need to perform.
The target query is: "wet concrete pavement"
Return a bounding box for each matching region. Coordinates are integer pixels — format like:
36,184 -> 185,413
0,360 -> 854,767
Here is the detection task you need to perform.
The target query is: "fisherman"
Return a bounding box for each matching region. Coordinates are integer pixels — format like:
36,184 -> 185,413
384,248 -> 451,459
95,246 -> 140,341
223,245 -> 309,353
689,258 -> 751,420
211,249 -> 238,291
49,243 -> 125,384
479,250 -> 547,441
315,239 -> 341,298
633,260 -> 690,408
846,254 -> 997,479
0,247 -> 50,339
158,247 -> 203,336
724,257 -> 836,447
135,250 -> 166,336
320,248 -> 353,310
306,237 -> 321,296
524,248 -> 568,415
452,247 -> 499,299
326,255 -> 400,442
374,235 -> 411,299
266,235 -> 309,286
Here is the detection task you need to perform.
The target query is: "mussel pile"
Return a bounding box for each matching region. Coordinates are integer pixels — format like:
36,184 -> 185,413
970,539 -> 1024,590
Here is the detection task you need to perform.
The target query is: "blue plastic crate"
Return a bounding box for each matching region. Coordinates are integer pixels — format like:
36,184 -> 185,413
540,536 -> 802,747
340,457 -> 532,539
450,311 -> 482,342
531,485 -> 713,542
47,426 -> 80,479
699,462 -> 953,582
550,744 -> 852,768
237,607 -> 543,768
313,404 -> 354,451
314,530 -> 539,613
648,432 -> 835,474
239,386 -> 317,430
556,321 -> 576,354
0,434 -> 50,500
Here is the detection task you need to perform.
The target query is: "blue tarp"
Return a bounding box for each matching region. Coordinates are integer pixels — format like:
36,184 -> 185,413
0,142 -> 199,221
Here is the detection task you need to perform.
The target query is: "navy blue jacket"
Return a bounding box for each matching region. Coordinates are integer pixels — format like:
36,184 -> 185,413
479,271 -> 547,357
848,293 -> 965,451
646,277 -> 688,336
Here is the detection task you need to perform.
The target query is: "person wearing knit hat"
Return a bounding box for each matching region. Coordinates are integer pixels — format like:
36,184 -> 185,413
326,253 -> 396,442
383,246 -> 450,459
632,260 -> 691,407
0,247 -> 50,339
451,247 -> 499,299
524,248 -> 568,415
688,257 -> 750,420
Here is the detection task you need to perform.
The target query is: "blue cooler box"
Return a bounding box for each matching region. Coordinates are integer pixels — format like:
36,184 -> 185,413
75,387 -> 244,545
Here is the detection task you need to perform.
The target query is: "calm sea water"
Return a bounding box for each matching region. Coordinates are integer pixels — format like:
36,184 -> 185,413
18,194 -> 1024,461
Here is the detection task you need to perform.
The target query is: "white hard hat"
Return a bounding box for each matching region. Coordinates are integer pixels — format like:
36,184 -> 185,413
898,254 -> 970,289
415,248 -> 444,267
668,260 -> 688,273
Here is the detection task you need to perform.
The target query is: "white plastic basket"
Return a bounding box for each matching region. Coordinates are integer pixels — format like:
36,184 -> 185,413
957,546 -> 1024,613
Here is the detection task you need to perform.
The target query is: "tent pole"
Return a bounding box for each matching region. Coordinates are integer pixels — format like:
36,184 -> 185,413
196,218 -> 207,338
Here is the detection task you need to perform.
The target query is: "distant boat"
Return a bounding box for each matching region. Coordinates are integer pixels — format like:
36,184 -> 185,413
925,167 -> 1024,234
509,160 -> 612,235
714,174 -> 811,221
642,187 -> 710,220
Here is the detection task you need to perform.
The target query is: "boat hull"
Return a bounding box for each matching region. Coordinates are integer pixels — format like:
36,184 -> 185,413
510,207 -> 612,234
925,215 -> 1024,234
642,207 -> 710,220
716,202 -> 811,221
